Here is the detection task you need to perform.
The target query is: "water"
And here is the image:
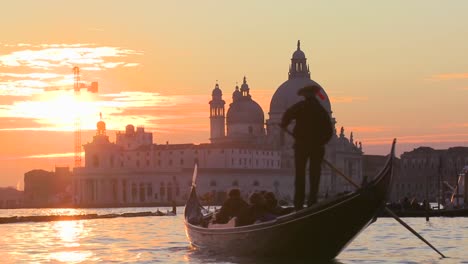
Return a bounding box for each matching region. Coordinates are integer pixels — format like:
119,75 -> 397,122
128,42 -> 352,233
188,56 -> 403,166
1,207 -> 467,263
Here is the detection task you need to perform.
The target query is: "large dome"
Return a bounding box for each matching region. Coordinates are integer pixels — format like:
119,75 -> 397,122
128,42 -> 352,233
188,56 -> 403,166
269,77 -> 331,115
227,98 -> 264,124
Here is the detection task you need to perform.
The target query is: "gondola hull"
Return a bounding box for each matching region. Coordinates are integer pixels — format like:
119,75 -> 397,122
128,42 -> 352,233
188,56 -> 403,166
185,142 -> 395,259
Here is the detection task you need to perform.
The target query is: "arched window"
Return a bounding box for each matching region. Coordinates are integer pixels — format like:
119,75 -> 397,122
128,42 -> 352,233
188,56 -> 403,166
167,182 -> 173,201
132,183 -> 137,200
210,180 -> 217,187
112,180 -> 117,201
160,182 -> 166,198
139,183 -> 145,202
147,183 -> 153,197
253,180 -> 260,187
122,180 -> 127,203
232,180 -> 239,186
93,155 -> 99,168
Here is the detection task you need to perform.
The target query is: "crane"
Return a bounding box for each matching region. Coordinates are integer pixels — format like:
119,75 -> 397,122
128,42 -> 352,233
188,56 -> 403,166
73,66 -> 98,167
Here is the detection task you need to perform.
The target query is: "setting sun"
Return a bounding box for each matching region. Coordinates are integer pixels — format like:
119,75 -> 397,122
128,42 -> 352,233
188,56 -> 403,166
7,91 -> 101,131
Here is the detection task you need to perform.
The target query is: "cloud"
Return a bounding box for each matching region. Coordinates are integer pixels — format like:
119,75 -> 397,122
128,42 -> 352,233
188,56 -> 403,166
0,43 -> 142,97
429,73 -> 468,80
0,117 -> 42,130
0,43 -> 142,70
0,83 -> 44,96
25,152 -> 76,159
343,126 -> 389,133
435,123 -> 468,129
0,72 -> 62,79
0,90 -> 209,134
0,152 -> 76,160
361,133 -> 468,145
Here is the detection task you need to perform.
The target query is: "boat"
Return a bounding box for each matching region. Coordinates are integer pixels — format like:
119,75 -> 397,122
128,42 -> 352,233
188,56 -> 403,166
184,140 -> 396,260
379,206 -> 468,218
380,165 -> 468,218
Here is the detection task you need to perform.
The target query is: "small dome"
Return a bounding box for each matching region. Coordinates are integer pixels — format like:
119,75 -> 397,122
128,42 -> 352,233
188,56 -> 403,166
292,49 -> 306,59
232,86 -> 241,101
240,78 -> 249,91
292,40 -> 306,59
227,98 -> 264,124
212,83 -> 222,97
97,121 -> 106,131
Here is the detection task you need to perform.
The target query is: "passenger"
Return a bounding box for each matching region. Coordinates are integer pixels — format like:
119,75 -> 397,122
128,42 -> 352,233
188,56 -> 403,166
235,192 -> 268,226
402,197 -> 411,210
213,188 -> 248,224
422,199 -> 430,211
410,198 -> 421,210
264,192 -> 284,216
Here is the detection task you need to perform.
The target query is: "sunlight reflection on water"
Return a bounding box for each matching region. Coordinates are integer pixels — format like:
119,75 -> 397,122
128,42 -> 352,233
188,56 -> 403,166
0,208 -> 467,263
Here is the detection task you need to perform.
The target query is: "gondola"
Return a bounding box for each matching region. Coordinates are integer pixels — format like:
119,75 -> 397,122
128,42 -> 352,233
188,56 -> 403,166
184,141 -> 396,260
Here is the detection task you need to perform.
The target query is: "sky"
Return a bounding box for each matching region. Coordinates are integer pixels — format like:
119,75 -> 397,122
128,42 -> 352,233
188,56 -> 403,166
0,1 -> 467,188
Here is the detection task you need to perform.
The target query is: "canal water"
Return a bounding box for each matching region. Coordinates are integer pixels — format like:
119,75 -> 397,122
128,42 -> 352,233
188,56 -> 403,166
0,207 -> 467,263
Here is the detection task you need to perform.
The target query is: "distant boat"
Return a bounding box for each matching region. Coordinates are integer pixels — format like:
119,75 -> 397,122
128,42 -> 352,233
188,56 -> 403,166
381,165 -> 467,218
379,206 -> 468,218
184,141 -> 396,260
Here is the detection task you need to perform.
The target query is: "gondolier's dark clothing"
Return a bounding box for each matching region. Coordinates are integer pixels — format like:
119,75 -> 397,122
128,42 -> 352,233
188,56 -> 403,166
281,97 -> 333,209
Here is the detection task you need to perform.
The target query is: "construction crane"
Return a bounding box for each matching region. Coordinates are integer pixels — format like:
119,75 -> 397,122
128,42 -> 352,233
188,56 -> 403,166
73,66 -> 98,168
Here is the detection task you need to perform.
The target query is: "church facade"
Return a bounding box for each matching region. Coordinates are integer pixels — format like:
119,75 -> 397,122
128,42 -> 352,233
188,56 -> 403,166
72,41 -> 363,207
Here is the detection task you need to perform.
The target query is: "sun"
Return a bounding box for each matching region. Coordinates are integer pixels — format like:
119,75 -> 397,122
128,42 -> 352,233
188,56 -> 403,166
10,90 -> 101,131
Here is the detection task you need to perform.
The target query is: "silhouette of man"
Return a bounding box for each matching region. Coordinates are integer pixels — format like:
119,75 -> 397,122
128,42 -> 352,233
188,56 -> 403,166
280,85 -> 333,210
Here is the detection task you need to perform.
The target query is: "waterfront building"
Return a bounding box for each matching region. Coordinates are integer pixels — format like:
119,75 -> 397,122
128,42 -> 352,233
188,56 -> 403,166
393,146 -> 468,204
24,167 -> 72,207
0,187 -> 23,208
73,41 -> 362,207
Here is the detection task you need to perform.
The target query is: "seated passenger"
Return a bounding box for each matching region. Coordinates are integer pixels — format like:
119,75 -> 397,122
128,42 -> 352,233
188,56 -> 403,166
235,192 -> 269,226
213,188 -> 248,224
264,191 -> 285,216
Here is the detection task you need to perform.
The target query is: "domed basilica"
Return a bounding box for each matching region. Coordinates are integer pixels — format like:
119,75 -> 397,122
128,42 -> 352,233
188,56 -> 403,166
73,41 -> 364,207
209,40 -> 361,171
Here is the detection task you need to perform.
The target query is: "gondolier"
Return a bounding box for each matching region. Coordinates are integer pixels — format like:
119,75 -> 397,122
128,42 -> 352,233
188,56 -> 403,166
280,85 -> 333,210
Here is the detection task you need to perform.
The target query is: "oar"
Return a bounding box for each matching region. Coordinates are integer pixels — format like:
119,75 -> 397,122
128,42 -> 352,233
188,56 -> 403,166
281,127 -> 446,258
324,159 -> 446,258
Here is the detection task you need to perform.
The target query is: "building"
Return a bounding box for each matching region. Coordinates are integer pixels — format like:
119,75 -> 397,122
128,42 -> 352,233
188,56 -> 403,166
393,147 -> 468,203
24,167 -> 72,207
73,41 -> 363,207
0,187 -> 23,208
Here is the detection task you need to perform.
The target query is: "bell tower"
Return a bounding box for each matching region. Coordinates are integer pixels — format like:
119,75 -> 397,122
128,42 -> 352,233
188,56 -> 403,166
209,82 -> 225,143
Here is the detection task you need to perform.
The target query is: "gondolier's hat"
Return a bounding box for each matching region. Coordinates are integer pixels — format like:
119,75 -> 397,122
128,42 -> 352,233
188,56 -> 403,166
297,85 -> 320,98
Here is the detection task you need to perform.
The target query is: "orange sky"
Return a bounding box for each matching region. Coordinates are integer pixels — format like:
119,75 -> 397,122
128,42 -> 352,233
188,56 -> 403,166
0,1 -> 467,187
